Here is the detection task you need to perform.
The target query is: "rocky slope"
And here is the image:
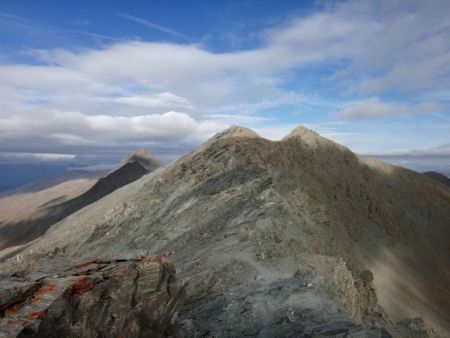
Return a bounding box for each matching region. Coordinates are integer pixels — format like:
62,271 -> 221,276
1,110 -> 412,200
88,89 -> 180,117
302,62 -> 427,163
1,126 -> 449,337
0,150 -> 161,252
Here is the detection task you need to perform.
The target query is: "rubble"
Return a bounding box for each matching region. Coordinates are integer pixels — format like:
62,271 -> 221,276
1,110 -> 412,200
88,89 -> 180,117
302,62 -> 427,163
0,257 -> 186,338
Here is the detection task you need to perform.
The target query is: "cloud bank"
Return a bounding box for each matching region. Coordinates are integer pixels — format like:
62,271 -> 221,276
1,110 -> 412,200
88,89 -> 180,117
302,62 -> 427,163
0,0 -> 449,163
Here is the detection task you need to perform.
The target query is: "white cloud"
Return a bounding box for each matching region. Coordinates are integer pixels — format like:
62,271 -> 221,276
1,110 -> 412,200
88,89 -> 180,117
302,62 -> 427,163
0,110 -> 223,148
2,1 -> 449,117
0,0 -> 449,161
115,92 -> 193,109
373,143 -> 450,157
336,97 -> 443,120
0,152 -> 76,161
19,4 -> 450,95
333,0 -> 450,94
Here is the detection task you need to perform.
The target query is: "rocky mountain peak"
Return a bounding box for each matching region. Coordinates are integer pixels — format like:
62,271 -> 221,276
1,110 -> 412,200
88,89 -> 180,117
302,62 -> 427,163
282,125 -> 321,142
213,125 -> 260,140
121,148 -> 161,171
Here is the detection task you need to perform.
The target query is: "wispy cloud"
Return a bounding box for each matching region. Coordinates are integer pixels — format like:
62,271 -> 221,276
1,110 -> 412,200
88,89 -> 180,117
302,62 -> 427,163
0,11 -> 121,43
116,13 -> 188,40
336,97 -> 444,120
65,29 -> 123,42
0,151 -> 76,161
0,11 -> 51,36
115,92 -> 193,109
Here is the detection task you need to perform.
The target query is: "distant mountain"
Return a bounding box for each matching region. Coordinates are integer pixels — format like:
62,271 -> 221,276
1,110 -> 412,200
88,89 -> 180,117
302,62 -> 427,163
0,163 -> 69,192
423,171 -> 450,188
0,176 -> 97,225
1,126 -> 448,337
0,150 -> 161,251
373,154 -> 450,178
0,169 -> 106,198
120,148 -> 161,171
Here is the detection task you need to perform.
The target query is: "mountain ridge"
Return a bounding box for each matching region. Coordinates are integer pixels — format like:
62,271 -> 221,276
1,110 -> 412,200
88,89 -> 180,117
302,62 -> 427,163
1,125 -> 448,337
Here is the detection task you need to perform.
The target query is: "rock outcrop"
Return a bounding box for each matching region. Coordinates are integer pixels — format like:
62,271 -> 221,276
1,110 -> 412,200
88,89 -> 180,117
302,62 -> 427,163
0,257 -> 185,338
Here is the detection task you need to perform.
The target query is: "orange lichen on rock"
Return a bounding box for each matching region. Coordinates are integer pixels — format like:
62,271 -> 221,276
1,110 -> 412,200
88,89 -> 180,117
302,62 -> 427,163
0,258 -> 186,337
2,283 -> 57,316
25,296 -> 41,305
71,276 -> 93,295
34,283 -> 56,296
28,310 -> 44,320
4,303 -> 21,316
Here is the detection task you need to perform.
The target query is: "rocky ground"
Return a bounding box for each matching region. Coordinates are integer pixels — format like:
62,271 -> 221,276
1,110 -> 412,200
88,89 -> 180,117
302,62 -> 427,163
0,126 -> 448,337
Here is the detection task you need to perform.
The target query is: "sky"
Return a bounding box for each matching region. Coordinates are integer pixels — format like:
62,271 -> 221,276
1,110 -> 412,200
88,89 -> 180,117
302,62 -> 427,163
0,0 -> 449,168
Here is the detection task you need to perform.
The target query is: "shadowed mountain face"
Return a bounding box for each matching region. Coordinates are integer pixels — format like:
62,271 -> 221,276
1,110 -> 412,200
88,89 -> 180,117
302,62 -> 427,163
424,171 -> 450,188
0,151 -> 161,252
1,126 -> 449,337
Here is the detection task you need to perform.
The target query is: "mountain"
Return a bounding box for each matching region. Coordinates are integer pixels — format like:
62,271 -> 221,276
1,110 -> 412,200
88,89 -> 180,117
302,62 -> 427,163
0,126 -> 449,337
0,164 -> 69,193
0,150 -> 161,252
0,169 -> 106,198
423,171 -> 450,188
120,148 -> 162,171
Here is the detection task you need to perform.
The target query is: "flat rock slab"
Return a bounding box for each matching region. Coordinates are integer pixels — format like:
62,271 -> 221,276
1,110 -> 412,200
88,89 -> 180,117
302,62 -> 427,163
0,257 -> 186,338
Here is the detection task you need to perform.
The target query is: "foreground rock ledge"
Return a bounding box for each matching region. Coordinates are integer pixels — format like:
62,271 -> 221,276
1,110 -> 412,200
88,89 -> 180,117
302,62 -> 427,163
0,257 -> 186,338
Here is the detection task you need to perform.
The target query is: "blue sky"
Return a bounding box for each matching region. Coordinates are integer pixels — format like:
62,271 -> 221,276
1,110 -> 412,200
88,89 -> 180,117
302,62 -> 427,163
0,0 -> 449,167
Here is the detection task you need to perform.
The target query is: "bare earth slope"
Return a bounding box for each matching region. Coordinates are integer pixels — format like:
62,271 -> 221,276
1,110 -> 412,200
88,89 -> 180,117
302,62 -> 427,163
0,178 -> 96,224
0,169 -> 106,198
1,126 -> 449,337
